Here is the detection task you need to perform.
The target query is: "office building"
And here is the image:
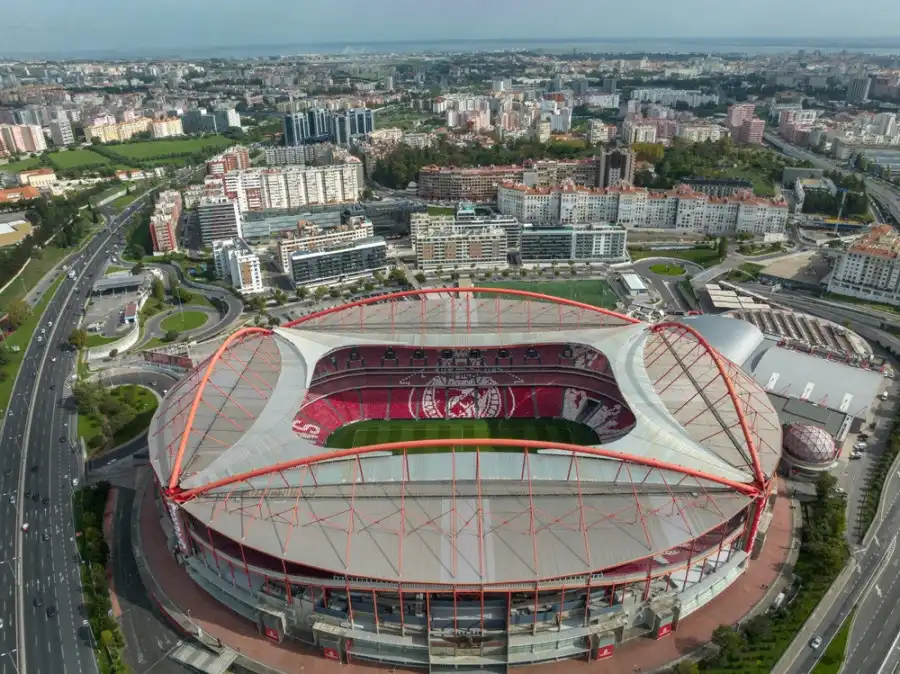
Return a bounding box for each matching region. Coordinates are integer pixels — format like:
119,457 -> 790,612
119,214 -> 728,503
411,211 -> 523,251
827,225 -> 900,306
181,108 -> 240,135
738,118 -> 766,145
84,118 -> 151,143
847,77 -> 872,104
150,190 -> 182,253
213,238 -> 264,294
198,196 -> 242,244
417,150 -> 635,202
520,222 -> 628,262
151,117 -> 185,139
220,164 -> 361,213
283,112 -> 312,147
415,224 -> 507,270
330,108 -> 375,146
276,216 -> 374,272
49,117 -> 75,146
289,237 -> 388,288
498,182 -> 788,236
0,124 -> 47,153
206,146 -> 252,176
629,89 -> 719,107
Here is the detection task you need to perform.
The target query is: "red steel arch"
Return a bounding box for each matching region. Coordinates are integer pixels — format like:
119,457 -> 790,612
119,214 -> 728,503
171,438 -> 762,502
282,286 -> 642,329
650,321 -> 768,491
166,326 -> 273,492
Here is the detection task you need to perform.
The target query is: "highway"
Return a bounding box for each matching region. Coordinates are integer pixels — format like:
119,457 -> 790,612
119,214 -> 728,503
0,194 -> 151,674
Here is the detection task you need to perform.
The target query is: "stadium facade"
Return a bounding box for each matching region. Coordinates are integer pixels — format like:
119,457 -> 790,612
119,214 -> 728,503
148,288 -> 782,670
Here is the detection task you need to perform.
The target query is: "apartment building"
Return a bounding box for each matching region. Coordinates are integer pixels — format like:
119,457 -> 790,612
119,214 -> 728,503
622,118 -> 658,144
417,150 -> 635,202
588,119 -> 614,144
276,216 -> 374,272
264,146 -> 307,166
206,146 -> 251,176
198,196 -> 242,244
212,238 -> 264,294
520,223 -> 628,263
220,164 -> 361,212
630,89 -> 719,107
0,124 -> 47,153
151,117 -> 185,139
680,178 -> 754,197
149,190 -> 182,253
827,225 -> 900,306
410,212 -> 523,251
675,122 -> 725,143
498,182 -> 788,235
0,186 -> 40,203
727,103 -> 756,129
84,118 -> 151,143
18,168 -> 56,189
49,117 -> 75,146
738,118 -> 766,145
289,237 -> 388,288
415,225 -> 507,270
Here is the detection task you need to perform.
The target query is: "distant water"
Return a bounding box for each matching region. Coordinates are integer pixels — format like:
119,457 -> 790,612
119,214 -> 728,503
8,36 -> 900,60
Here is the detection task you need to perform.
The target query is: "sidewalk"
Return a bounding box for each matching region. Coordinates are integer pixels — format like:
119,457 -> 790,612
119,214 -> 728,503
131,471 -> 796,674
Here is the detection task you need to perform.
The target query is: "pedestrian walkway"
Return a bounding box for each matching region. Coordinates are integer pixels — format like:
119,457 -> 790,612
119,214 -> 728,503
134,474 -> 796,674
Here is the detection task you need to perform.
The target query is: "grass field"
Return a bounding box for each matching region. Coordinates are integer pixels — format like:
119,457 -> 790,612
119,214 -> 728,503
629,246 -> 722,267
325,418 -> 599,451
111,136 -> 235,159
104,265 -> 129,276
84,333 -> 121,348
427,206 -> 456,216
649,263 -> 686,276
49,149 -> 111,170
160,310 -> 209,332
479,279 -> 619,309
0,157 -> 42,173
78,384 -> 158,454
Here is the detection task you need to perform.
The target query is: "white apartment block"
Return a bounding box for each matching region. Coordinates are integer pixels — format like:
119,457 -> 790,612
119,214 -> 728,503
520,222 -> 628,263
675,122 -> 725,143
415,225 -> 507,270
622,119 -> 657,144
589,119 -> 614,144
84,118 -> 151,143
548,108 -> 573,133
198,196 -> 243,244
410,213 -> 523,251
151,117 -> 184,139
264,146 -> 307,166
630,89 -> 719,107
0,124 -> 47,153
49,118 -> 75,146
276,216 -> 374,272
222,164 -> 361,213
497,182 -> 788,236
827,225 -> 900,306
212,238 -> 265,295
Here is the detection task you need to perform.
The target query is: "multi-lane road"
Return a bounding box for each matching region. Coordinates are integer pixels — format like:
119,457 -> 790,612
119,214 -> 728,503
0,195 -> 150,674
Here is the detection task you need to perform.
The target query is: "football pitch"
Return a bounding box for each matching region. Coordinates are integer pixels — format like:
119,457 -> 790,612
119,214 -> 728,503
479,280 -> 619,310
325,418 -> 599,451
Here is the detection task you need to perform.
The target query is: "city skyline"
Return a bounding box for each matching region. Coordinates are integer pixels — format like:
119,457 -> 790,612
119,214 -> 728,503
3,0 -> 900,58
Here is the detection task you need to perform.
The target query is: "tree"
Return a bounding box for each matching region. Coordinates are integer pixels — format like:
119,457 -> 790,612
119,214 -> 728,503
271,288 -> 287,305
163,329 -> 179,342
150,278 -> 165,302
68,328 -> 87,350
742,614 -> 773,645
248,295 -> 266,312
414,272 -> 426,284
130,262 -> 144,275
717,236 -> 728,260
329,288 -> 341,298
314,286 -> 328,300
4,299 -> 30,329
295,286 -> 309,301
108,348 -> 118,358
815,472 -> 838,502
672,662 -> 700,674
710,625 -> 744,666
72,380 -> 102,415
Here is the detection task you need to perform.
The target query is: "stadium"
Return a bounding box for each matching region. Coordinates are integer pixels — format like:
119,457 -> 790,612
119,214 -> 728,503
147,288 -> 783,669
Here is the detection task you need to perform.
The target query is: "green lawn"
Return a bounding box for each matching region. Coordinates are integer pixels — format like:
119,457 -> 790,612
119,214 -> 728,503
49,149 -> 111,170
325,418 -> 599,452
104,265 -> 129,276
110,136 -> 235,159
479,279 -> 619,309
160,310 -> 209,332
0,274 -> 65,414
719,166 -> 776,197
78,384 -> 158,455
427,206 -> 456,216
812,609 -> 855,674
0,157 -> 42,173
109,192 -> 143,211
649,263 -> 686,276
84,332 -> 121,348
629,247 -> 722,267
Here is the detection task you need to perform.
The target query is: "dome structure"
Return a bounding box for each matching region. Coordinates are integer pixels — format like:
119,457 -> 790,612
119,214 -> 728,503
783,423 -> 837,466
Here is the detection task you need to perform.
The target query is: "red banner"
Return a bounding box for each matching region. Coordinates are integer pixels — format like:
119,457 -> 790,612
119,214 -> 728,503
264,627 -> 279,642
656,623 -> 673,639
143,350 -> 193,370
323,647 -> 340,661
595,644 -> 615,660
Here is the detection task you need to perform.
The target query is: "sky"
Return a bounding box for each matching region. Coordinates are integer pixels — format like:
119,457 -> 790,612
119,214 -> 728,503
4,0 -> 900,57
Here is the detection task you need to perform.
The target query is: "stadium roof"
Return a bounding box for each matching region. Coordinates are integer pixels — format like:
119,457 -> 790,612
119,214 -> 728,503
148,289 -> 781,585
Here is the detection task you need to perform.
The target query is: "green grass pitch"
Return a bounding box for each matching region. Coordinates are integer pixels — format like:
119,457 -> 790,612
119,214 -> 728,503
324,418 -> 599,452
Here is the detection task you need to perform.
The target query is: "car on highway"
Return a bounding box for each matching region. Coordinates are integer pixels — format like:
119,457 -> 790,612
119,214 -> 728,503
810,635 -> 823,649
46,605 -> 57,618
72,477 -> 79,487
21,522 -> 29,532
